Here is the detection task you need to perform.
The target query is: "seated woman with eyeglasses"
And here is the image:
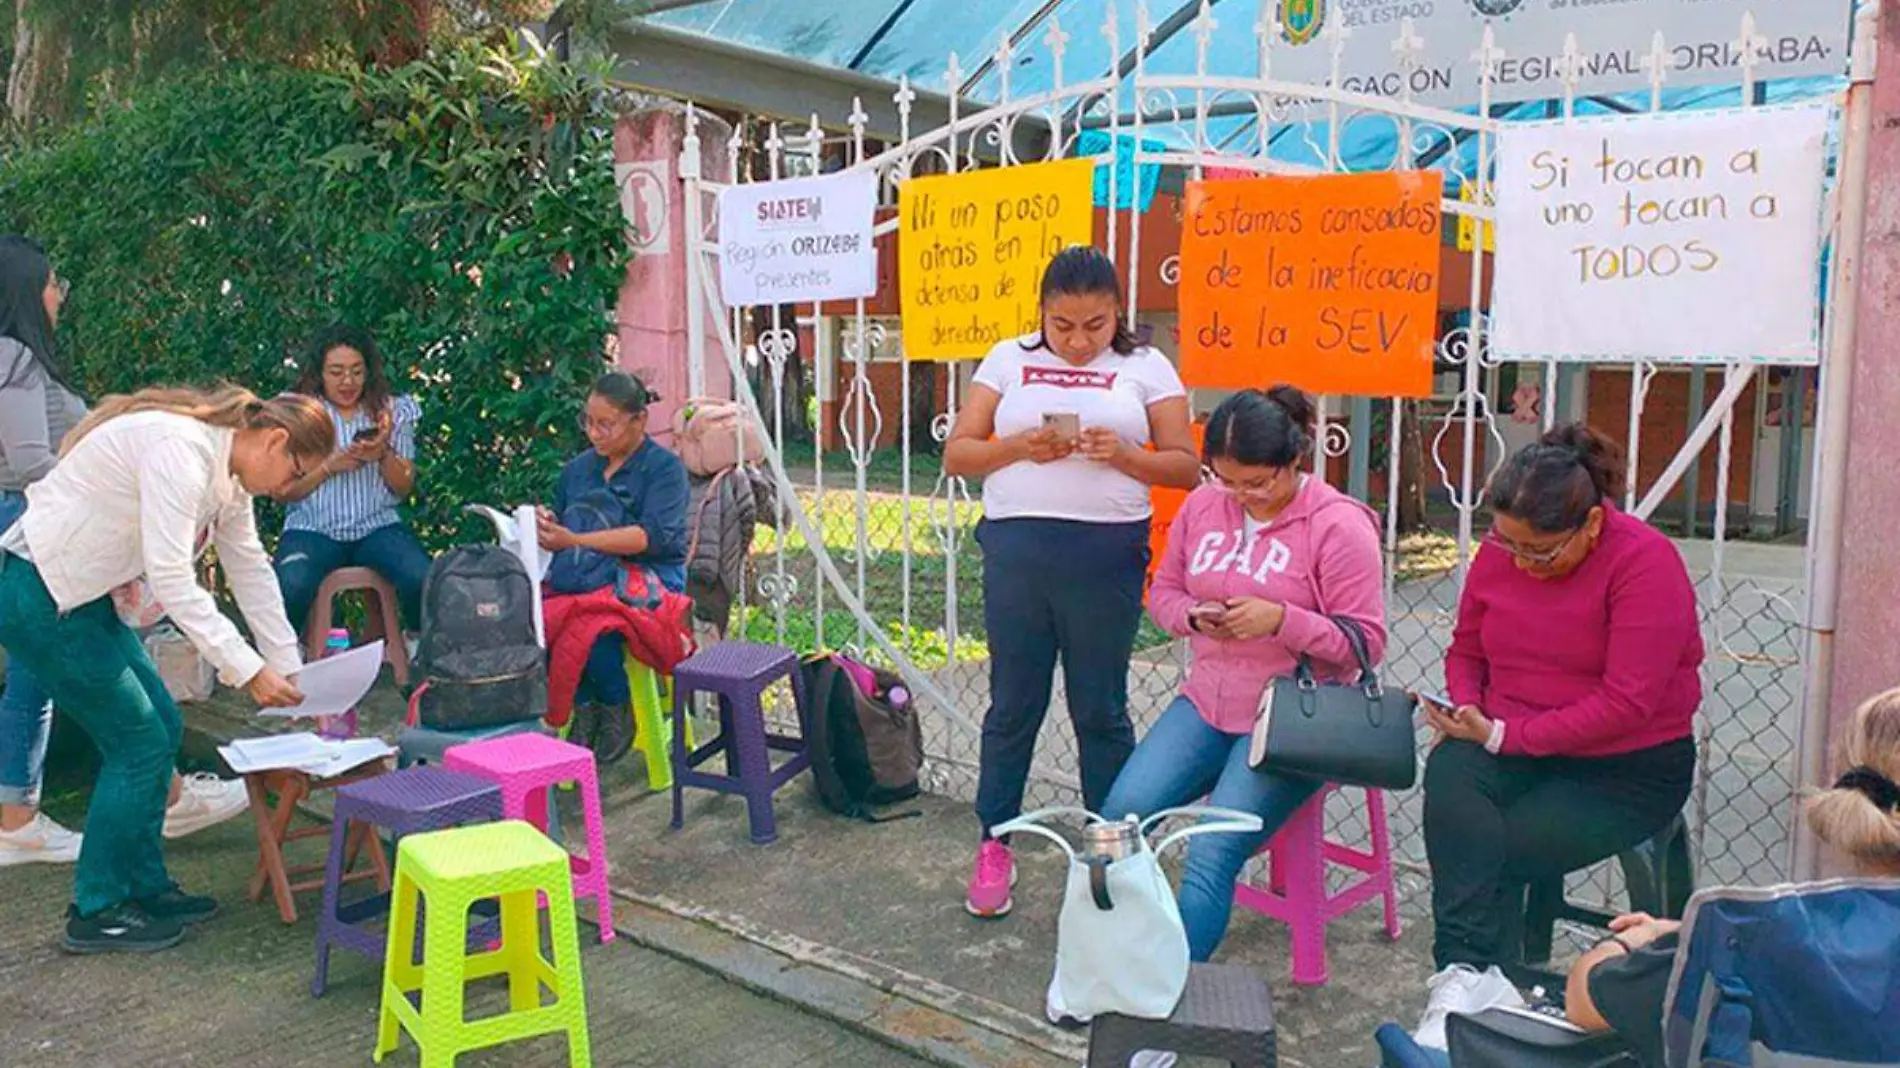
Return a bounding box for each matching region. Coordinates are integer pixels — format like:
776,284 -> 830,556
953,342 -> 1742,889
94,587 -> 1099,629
535,371 -> 690,763
1100,386 -> 1386,965
274,325 -> 431,638
1410,423 -> 1702,1050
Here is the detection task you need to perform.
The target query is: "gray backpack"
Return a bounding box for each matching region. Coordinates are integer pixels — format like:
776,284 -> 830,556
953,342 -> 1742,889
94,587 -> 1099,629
414,546 -> 546,730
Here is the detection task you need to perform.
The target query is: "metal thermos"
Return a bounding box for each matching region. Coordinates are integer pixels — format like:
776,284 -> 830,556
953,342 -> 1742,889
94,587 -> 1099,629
1082,818 -> 1141,862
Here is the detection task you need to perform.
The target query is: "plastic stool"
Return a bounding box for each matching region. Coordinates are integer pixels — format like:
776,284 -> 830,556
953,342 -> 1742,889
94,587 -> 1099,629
624,652 -> 694,792
400,720 -> 562,844
1520,811 -> 1695,967
314,767 -> 504,996
1232,785 -> 1401,986
374,821 -> 591,1068
304,566 -> 410,687
1087,962 -> 1276,1066
668,642 -> 810,845
444,733 -> 613,943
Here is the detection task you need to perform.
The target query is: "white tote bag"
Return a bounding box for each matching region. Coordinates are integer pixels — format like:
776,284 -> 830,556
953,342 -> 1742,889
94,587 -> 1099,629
992,805 -> 1263,1024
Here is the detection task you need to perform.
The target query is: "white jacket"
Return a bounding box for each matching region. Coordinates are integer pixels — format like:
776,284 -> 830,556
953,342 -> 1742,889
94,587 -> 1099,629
15,411 -> 300,686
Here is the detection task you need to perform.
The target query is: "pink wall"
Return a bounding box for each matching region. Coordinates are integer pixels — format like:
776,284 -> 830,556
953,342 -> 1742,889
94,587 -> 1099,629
612,107 -> 733,446
1830,11 -> 1900,777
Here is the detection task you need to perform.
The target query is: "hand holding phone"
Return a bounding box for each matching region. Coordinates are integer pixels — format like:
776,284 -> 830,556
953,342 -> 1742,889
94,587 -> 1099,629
1041,411 -> 1081,442
1414,689 -> 1455,713
351,426 -> 381,443
1189,602 -> 1228,632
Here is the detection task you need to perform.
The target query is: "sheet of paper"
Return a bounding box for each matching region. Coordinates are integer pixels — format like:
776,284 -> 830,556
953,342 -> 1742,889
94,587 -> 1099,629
218,732 -> 395,777
256,640 -> 385,720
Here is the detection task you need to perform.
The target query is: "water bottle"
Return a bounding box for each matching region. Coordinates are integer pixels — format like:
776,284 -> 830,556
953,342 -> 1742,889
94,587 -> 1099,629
316,627 -> 357,739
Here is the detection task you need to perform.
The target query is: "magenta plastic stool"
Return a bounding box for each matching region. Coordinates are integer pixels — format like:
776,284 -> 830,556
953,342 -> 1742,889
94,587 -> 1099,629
443,733 -> 615,944
668,642 -> 810,845
313,766 -> 503,996
1231,785 -> 1401,986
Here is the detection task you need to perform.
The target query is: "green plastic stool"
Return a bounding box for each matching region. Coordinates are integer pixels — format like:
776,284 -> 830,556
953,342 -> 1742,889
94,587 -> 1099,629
625,652 -> 694,792
375,821 -> 591,1068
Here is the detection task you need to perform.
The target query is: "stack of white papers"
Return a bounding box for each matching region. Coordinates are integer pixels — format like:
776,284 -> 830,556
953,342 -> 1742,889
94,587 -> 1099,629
219,733 -> 395,779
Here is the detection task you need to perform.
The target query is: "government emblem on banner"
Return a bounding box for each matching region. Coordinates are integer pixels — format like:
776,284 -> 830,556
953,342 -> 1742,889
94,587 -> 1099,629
1469,0 -> 1527,16
1278,0 -> 1324,46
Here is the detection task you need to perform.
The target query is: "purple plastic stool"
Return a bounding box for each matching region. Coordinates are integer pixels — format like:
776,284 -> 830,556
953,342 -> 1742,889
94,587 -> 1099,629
312,766 -> 503,996
669,642 -> 810,844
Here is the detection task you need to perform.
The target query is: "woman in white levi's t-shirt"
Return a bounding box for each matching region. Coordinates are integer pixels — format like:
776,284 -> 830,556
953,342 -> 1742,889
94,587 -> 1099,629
943,246 -> 1199,919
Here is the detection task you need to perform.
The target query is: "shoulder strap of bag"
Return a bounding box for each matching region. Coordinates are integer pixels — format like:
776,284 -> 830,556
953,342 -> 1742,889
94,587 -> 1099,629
1327,615 -> 1384,696
989,806 -> 1096,861
1140,805 -> 1267,857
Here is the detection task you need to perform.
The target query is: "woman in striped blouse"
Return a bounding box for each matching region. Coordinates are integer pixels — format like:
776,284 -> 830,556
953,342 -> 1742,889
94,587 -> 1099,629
273,325 -> 432,639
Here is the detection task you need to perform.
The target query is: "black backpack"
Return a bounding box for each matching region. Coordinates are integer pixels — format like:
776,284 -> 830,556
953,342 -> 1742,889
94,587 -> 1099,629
799,654 -> 924,821
414,546 -> 547,730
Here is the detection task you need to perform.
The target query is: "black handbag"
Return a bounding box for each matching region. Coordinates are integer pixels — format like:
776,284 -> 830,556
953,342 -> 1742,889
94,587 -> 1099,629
1248,615 -> 1419,791
1446,1007 -> 1639,1068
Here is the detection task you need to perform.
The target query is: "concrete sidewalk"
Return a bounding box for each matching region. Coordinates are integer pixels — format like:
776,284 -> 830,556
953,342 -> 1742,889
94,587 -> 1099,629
0,804 -> 944,1068
176,684 -> 1452,1068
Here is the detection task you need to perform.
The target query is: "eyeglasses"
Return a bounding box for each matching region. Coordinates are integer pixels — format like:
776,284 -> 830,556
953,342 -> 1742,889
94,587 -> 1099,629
323,366 -> 367,382
51,277 -> 70,301
1485,527 -> 1581,567
580,413 -> 636,436
1204,465 -> 1289,502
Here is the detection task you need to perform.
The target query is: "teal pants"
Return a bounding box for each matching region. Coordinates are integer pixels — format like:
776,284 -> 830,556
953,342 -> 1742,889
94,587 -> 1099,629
0,553 -> 179,915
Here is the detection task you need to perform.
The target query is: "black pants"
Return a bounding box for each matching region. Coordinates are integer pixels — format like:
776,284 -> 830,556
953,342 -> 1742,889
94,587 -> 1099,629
973,517 -> 1149,836
1425,736 -> 1695,971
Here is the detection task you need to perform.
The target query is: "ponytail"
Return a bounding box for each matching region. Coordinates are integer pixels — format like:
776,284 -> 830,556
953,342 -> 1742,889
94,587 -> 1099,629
1805,688 -> 1900,871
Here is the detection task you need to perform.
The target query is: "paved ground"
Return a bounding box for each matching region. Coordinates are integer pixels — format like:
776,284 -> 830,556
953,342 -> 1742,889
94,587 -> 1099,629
0,792 -> 942,1068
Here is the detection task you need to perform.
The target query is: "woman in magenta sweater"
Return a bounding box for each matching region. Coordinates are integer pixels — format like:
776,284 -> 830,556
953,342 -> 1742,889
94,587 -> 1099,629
1417,424 -> 1701,1034
1101,386 -> 1386,962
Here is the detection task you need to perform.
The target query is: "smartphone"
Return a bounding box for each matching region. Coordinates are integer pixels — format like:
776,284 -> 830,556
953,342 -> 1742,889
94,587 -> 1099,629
1189,603 -> 1228,626
1414,689 -> 1456,712
351,426 -> 381,443
1042,411 -> 1081,441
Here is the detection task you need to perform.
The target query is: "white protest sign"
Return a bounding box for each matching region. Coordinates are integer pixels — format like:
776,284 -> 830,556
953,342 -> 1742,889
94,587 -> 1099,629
1492,105 -> 1830,365
718,169 -> 877,307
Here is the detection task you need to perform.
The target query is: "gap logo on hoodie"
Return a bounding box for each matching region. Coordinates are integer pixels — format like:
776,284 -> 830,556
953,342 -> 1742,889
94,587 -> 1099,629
1188,528 -> 1292,582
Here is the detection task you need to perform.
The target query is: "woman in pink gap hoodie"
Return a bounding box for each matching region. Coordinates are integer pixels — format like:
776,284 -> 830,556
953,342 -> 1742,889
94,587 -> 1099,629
1414,424 -> 1700,1041
1100,387 -> 1386,963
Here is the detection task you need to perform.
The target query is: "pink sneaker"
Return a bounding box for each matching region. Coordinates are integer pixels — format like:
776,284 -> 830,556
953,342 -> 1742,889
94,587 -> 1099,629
965,839 -> 1016,918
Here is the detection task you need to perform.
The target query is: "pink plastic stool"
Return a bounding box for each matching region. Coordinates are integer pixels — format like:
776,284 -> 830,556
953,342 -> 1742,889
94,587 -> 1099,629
1232,784 -> 1400,986
443,733 -> 614,944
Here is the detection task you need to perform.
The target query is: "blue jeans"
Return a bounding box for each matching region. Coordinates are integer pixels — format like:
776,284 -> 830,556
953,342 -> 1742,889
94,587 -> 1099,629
1100,695 -> 1323,962
274,523 -> 433,634
576,634 -> 629,706
0,489 -> 51,807
0,553 -> 179,914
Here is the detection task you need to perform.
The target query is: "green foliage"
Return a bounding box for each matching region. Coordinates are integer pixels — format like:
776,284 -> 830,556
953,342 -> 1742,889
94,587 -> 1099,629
0,36 -> 629,547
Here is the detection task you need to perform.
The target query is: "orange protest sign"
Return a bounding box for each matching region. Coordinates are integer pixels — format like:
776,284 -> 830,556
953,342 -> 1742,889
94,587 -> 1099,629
1178,171 -> 1444,398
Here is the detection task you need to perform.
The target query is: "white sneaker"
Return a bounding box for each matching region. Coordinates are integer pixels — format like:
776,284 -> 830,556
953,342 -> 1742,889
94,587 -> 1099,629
1129,1052 -> 1178,1068
163,773 -> 250,839
1413,963 -> 1525,1050
0,812 -> 82,866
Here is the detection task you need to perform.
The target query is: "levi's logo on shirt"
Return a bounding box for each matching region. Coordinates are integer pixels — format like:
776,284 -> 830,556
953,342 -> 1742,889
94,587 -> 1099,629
1023,366 -> 1116,390
1189,530 -> 1292,582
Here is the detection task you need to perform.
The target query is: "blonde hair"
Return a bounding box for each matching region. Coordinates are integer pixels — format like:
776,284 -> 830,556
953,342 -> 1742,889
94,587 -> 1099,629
1805,687 -> 1900,871
63,385 -> 334,460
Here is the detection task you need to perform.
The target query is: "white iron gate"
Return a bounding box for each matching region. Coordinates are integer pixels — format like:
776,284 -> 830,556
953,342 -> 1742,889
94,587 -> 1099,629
675,3 -> 1852,914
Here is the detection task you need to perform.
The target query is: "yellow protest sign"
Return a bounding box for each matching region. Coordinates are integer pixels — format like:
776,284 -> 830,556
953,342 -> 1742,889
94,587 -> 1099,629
1457,180 -> 1495,253
899,158 -> 1097,361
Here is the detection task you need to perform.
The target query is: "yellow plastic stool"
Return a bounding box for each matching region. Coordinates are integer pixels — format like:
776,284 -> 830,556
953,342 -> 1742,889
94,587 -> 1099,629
375,821 -> 591,1068
624,653 -> 694,792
